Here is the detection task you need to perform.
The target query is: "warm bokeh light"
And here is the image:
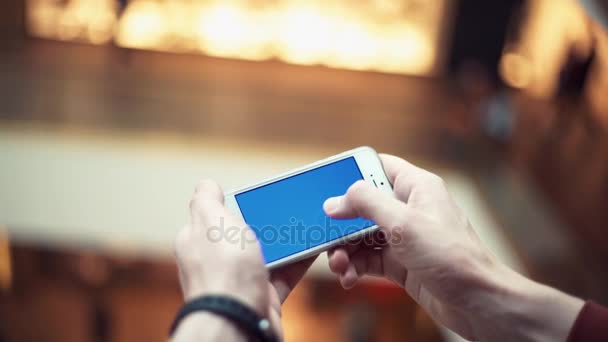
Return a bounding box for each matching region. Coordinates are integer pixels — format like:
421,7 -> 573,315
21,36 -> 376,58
27,0 -> 117,44
26,0 -> 445,76
115,1 -> 167,50
500,52 -> 533,89
0,226 -> 11,291
195,3 -> 274,60
499,0 -> 592,96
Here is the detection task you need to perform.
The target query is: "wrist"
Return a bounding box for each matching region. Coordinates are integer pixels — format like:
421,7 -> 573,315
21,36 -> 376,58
172,312 -> 247,342
179,261 -> 270,316
183,279 -> 268,317
468,262 -> 584,342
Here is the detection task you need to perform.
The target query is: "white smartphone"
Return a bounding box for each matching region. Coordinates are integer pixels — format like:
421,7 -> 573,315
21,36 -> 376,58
225,146 -> 393,269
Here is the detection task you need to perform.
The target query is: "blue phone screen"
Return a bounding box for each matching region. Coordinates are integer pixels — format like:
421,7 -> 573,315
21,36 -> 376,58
235,157 -> 374,264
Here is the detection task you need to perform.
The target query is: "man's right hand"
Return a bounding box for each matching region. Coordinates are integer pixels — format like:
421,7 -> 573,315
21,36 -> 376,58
324,154 -> 584,341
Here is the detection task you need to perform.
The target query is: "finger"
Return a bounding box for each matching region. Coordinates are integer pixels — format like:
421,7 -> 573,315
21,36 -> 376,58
271,255 -> 318,286
176,262 -> 188,298
328,248 -> 351,274
340,262 -> 359,289
266,285 -> 284,340
267,283 -> 282,315
324,180 -> 409,229
270,255 -> 318,303
268,307 -> 283,341
193,179 -> 225,203
327,239 -> 365,273
379,154 -> 416,202
351,248 -> 384,277
378,154 -> 443,204
379,154 -> 419,184
189,179 -> 228,226
338,248 -> 384,289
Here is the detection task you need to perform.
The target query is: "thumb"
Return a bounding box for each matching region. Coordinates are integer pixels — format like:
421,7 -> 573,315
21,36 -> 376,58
323,180 -> 407,229
189,179 -> 227,225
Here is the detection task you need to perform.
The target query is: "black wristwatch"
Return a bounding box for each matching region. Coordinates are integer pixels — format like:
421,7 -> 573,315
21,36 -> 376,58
169,295 -> 278,342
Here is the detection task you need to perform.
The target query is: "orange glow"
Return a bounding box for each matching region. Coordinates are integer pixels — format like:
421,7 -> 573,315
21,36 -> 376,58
276,7 -> 330,65
115,1 -> 167,49
500,0 -> 592,96
195,4 -> 273,60
0,226 -> 10,291
27,0 -> 445,76
27,0 -> 117,44
500,52 -> 533,89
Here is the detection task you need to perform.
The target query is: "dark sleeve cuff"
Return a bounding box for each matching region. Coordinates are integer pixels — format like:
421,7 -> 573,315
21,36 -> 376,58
567,301 -> 608,342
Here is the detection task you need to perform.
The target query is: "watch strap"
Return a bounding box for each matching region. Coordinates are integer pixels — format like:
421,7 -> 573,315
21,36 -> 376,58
169,295 -> 277,342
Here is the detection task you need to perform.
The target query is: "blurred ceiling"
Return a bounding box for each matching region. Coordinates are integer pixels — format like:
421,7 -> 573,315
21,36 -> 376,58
25,0 -> 453,76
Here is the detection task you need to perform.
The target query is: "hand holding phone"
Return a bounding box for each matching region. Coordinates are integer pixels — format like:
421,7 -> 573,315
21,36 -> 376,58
225,146 -> 392,269
175,179 -> 318,341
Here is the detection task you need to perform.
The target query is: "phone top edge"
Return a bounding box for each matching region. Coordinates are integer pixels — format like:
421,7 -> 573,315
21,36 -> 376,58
354,145 -> 378,155
224,146 -> 379,198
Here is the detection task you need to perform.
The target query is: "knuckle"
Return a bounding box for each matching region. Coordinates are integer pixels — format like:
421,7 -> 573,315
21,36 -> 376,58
392,172 -> 405,188
393,181 -> 411,198
426,173 -> 445,188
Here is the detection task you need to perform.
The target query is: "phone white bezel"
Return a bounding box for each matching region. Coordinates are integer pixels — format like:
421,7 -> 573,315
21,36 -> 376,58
224,146 -> 393,269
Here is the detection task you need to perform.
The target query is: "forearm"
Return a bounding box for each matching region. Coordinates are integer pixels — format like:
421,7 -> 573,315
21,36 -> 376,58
171,312 -> 248,342
468,263 -> 584,342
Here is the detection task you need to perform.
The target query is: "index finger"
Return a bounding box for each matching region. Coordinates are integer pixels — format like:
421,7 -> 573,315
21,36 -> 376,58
379,154 -> 438,203
380,153 -> 430,182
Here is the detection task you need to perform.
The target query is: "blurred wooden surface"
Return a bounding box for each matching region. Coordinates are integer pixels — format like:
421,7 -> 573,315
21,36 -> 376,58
0,39 -> 448,157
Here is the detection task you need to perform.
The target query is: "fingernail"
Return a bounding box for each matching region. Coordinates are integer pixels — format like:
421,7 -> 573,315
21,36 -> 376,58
323,197 -> 341,214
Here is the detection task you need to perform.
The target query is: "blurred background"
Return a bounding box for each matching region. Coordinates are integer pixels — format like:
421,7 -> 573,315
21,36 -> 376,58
1,0 -> 608,341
